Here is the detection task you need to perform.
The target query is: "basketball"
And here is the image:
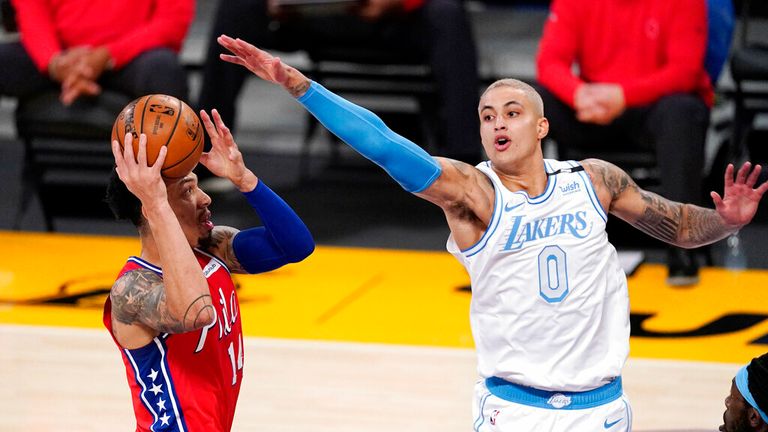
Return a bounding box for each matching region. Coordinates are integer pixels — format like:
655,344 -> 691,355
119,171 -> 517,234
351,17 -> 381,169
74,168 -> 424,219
112,94 -> 204,179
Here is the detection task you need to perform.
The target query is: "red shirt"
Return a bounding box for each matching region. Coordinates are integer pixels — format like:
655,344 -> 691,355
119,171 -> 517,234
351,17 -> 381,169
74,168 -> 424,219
104,250 -> 243,432
11,0 -> 194,72
536,0 -> 713,108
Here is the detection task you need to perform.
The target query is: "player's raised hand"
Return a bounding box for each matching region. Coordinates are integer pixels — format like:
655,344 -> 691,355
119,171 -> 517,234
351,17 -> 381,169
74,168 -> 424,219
199,109 -> 256,192
711,162 -> 768,229
111,132 -> 168,206
216,35 -> 310,97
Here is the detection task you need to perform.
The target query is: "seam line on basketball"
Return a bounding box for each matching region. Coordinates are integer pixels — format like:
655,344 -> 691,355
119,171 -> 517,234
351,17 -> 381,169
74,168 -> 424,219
163,125 -> 203,170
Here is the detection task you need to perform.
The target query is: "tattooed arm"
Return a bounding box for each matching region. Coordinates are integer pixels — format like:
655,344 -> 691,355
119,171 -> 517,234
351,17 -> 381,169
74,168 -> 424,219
111,269 -> 214,341
582,159 -> 768,248
110,133 -> 215,349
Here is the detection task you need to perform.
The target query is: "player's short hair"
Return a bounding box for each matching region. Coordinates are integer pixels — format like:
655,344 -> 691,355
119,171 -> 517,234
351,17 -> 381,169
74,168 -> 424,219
104,167 -> 144,228
481,78 -> 544,117
748,352 -> 768,415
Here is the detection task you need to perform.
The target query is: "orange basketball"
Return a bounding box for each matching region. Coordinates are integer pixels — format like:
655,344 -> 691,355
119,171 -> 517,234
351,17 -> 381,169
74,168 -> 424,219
112,94 -> 204,179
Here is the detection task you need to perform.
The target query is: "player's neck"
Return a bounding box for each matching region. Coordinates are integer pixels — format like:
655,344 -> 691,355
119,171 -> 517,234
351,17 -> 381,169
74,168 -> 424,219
493,159 -> 548,196
138,232 -> 162,268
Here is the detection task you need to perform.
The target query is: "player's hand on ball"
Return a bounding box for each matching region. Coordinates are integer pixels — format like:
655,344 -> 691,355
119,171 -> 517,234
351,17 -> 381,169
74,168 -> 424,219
112,132 -> 169,206
199,109 -> 256,191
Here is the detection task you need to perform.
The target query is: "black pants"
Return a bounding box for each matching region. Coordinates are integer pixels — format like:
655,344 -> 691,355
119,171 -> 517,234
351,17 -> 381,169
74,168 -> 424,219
0,42 -> 189,100
538,87 -> 710,205
198,0 -> 480,159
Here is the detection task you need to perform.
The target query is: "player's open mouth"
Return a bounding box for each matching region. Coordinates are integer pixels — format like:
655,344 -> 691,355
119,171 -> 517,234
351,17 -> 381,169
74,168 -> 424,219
495,136 -> 511,151
200,211 -> 213,231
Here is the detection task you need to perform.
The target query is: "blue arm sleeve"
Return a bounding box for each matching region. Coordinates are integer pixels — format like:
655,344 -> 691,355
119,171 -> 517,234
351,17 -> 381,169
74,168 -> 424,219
297,81 -> 442,193
232,181 -> 315,274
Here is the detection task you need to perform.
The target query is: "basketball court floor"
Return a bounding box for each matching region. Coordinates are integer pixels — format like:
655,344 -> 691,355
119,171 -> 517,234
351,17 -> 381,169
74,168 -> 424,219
1,229 -> 767,431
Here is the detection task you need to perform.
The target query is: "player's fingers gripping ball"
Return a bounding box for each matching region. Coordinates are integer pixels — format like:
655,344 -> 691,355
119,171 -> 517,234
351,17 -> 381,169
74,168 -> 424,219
112,94 -> 203,179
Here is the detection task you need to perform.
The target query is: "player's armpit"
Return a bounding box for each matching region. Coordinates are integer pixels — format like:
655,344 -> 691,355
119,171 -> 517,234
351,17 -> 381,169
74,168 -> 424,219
418,158 -> 493,215
111,269 -> 213,334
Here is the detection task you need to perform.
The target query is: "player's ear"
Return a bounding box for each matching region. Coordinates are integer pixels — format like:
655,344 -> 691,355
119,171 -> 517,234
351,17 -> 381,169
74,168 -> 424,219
537,117 -> 549,140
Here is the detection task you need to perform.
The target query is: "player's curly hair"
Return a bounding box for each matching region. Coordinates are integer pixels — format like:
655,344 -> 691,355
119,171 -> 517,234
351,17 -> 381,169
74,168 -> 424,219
747,352 -> 768,416
104,167 -> 144,228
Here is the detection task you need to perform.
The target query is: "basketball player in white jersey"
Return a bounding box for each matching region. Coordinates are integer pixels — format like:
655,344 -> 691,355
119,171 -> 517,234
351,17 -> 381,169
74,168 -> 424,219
215,35 -> 768,431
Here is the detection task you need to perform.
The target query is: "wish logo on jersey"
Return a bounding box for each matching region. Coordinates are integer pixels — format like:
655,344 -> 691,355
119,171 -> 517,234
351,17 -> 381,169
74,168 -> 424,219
499,211 -> 593,251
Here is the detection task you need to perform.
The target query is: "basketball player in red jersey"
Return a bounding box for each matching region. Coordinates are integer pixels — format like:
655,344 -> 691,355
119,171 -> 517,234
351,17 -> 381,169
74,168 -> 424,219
103,109 -> 314,431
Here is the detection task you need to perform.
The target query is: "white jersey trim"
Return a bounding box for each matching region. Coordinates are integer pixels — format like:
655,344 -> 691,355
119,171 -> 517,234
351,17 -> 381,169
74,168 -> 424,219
568,160 -> 608,222
127,257 -> 163,275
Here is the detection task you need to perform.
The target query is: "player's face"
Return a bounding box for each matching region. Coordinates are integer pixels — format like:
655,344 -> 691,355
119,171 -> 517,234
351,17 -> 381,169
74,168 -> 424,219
166,173 -> 214,248
720,380 -> 754,432
478,86 -> 548,168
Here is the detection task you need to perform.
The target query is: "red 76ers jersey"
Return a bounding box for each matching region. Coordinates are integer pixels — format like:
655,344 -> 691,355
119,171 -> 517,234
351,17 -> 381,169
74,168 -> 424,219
103,248 -> 243,432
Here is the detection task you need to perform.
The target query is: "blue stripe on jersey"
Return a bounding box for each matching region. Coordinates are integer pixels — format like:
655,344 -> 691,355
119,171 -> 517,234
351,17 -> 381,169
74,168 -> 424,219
463,180 -> 504,257
527,160 -> 557,204
569,160 -> 608,222
128,256 -> 163,275
623,398 -> 633,432
509,160 -> 558,205
473,392 -> 492,432
125,346 -> 160,429
124,338 -> 188,431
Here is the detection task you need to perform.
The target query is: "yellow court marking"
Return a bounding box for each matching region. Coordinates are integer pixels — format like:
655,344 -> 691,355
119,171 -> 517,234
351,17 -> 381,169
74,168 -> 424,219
3,230 -> 768,363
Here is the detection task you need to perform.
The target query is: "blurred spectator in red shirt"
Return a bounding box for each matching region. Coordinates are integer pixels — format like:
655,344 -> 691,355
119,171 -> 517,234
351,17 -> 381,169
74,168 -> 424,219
0,0 -> 193,105
536,0 -> 713,286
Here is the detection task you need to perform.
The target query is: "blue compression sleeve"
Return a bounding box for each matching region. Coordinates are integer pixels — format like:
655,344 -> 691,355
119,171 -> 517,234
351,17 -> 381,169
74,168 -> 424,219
297,81 -> 442,193
232,181 -> 314,274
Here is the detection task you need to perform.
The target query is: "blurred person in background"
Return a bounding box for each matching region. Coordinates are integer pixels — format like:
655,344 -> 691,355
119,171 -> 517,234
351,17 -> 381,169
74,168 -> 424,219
197,0 -> 481,163
535,0 -> 713,286
0,0 -> 193,105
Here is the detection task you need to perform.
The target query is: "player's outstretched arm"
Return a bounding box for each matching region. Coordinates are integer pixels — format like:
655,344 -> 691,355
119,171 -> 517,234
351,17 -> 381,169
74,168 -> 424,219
216,35 -> 450,195
583,159 -> 768,248
198,108 -> 315,274
110,133 -> 214,342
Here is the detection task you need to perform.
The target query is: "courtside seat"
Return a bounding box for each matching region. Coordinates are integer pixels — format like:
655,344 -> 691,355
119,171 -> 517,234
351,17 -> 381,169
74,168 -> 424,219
14,89 -> 131,231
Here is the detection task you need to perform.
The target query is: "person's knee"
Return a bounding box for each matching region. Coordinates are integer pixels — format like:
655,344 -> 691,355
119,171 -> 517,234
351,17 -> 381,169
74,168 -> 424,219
653,93 -> 709,124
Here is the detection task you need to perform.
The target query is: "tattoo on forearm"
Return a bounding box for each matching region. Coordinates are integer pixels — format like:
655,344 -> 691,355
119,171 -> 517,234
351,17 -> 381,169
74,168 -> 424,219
633,191 -> 682,243
685,206 -> 728,244
111,269 -> 212,334
636,207 -> 679,242
288,79 -> 310,98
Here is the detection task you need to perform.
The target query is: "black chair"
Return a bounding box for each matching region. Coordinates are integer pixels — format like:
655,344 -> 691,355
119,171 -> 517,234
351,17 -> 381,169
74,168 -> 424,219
13,89 -> 132,231
728,0 -> 768,163
298,46 -> 440,181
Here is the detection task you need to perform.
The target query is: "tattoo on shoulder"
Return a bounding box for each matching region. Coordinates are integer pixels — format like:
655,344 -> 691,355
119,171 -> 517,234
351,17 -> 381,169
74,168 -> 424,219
207,227 -> 246,274
583,159 -> 638,199
110,269 -> 212,333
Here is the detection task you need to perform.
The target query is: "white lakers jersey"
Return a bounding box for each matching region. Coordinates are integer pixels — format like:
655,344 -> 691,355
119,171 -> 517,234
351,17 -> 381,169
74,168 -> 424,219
447,159 -> 630,392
